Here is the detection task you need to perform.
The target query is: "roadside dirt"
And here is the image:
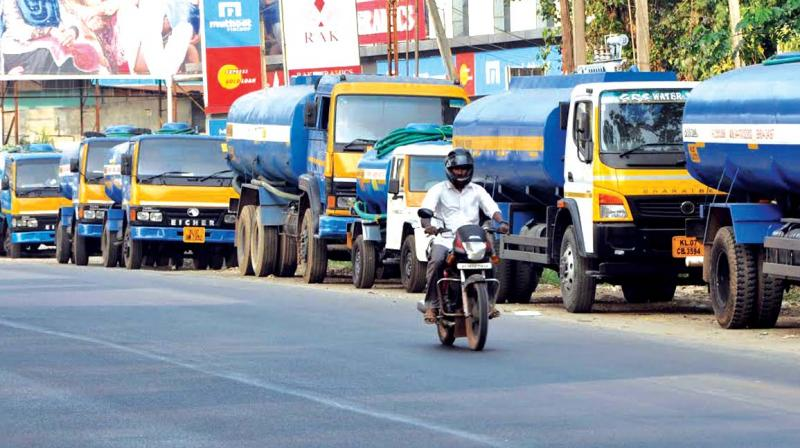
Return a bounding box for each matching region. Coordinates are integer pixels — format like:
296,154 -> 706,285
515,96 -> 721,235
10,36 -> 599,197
5,256 -> 799,357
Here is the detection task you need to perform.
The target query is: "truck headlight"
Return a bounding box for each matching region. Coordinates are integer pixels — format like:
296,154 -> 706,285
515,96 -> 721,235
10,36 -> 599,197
137,211 -> 150,221
84,209 -> 96,220
224,214 -> 237,224
27,218 -> 38,228
600,205 -> 628,219
149,212 -> 163,222
336,196 -> 356,210
95,210 -> 105,220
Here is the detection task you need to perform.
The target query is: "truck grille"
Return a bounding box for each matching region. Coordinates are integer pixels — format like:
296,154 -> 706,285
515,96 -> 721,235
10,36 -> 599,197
627,197 -> 705,225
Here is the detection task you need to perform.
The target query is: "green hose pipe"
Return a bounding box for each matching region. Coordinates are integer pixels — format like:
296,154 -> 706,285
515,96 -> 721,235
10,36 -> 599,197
353,201 -> 386,222
374,125 -> 453,158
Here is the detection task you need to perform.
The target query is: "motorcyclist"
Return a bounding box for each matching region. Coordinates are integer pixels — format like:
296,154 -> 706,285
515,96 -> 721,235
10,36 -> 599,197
420,148 -> 509,324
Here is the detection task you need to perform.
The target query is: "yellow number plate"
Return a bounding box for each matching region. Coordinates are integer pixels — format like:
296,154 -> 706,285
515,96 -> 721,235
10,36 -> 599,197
183,227 -> 206,244
672,236 -> 703,258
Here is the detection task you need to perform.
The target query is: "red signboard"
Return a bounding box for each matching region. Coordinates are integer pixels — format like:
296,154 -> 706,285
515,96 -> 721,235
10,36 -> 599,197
288,65 -> 363,77
356,0 -> 427,45
205,46 -> 263,114
455,52 -> 476,96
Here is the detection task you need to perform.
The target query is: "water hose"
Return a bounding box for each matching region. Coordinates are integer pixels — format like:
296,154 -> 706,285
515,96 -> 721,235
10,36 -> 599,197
373,125 -> 453,159
353,200 -> 385,222
251,178 -> 302,202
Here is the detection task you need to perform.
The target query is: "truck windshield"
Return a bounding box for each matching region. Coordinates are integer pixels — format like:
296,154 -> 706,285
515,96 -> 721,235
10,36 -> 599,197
408,156 -> 446,192
137,138 -> 232,186
335,95 -> 465,150
15,159 -> 60,196
600,89 -> 689,158
85,141 -> 121,184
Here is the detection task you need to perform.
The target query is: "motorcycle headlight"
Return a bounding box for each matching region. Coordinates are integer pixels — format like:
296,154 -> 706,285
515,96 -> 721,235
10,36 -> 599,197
137,211 -> 150,221
149,212 -> 163,222
600,205 -> 628,219
463,242 -> 487,261
224,214 -> 237,224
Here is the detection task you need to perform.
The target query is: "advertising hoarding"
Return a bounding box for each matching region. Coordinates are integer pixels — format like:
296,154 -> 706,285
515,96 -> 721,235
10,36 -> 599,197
356,0 -> 426,45
1,0 -> 203,78
282,0 -> 361,75
204,0 -> 262,48
205,46 -> 263,114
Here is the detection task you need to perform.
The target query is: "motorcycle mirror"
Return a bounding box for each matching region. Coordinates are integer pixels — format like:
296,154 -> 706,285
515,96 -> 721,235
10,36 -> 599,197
417,208 -> 434,219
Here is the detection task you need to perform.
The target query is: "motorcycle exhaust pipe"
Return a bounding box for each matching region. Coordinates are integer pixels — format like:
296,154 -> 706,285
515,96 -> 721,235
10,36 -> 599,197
685,256 -> 704,267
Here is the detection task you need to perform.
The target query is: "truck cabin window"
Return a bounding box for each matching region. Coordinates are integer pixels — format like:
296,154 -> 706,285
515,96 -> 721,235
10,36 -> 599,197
15,160 -> 60,197
408,156 -> 446,192
136,138 -> 232,186
334,96 -> 465,151
85,141 -> 122,184
600,89 -> 689,167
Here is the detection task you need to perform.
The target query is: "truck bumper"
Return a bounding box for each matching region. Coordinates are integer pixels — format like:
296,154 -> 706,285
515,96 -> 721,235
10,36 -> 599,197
130,226 -> 235,244
11,231 -> 55,245
77,223 -> 103,238
594,223 -> 700,281
319,216 -> 355,240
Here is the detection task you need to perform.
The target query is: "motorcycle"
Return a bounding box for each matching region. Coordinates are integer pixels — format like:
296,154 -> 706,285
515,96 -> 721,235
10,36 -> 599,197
415,208 -> 502,351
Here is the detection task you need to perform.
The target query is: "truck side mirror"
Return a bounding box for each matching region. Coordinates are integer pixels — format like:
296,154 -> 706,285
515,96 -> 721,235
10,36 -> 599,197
303,100 -> 317,128
418,208 -> 434,219
120,154 -> 132,176
388,179 -> 400,195
575,108 -> 593,163
559,102 -> 570,130
1,176 -> 8,190
69,158 -> 80,174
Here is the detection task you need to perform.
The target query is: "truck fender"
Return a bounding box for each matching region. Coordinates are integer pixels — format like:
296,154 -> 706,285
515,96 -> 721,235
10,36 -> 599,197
236,184 -> 259,215
554,199 -> 588,258
299,174 -> 322,234
705,203 -> 782,245
59,207 -> 75,228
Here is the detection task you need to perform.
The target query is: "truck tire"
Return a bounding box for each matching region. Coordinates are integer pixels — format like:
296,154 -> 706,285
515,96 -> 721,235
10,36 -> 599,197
750,256 -> 784,328
513,262 -> 542,304
101,225 -> 119,268
299,208 -> 327,283
251,223 -> 279,277
559,226 -> 596,313
55,224 -> 71,264
72,230 -> 89,266
493,259 -> 516,303
709,226 -> 757,329
621,278 -> 677,303
400,235 -> 426,293
352,235 -> 377,289
5,231 -> 21,259
276,229 -> 298,277
122,227 -> 143,270
236,205 -> 255,276
192,250 -> 209,270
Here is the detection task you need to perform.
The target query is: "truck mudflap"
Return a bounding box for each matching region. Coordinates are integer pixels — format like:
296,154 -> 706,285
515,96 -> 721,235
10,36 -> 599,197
706,203 -> 783,244
77,223 -> 103,238
130,226 -> 235,244
763,218 -> 800,281
318,216 -> 355,240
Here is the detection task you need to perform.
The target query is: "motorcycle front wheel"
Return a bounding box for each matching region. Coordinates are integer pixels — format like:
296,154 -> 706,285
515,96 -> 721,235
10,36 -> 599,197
437,320 -> 455,346
465,282 -> 489,351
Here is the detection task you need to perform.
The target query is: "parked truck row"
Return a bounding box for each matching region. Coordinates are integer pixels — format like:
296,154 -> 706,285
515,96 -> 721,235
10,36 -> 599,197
1,56 -> 796,330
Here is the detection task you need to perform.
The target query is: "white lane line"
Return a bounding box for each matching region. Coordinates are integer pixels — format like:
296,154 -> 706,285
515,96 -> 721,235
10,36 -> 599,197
0,318 -> 506,448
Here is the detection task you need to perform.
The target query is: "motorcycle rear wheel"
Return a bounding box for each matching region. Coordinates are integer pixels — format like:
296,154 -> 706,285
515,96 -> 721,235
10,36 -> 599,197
437,320 -> 455,346
465,283 -> 489,351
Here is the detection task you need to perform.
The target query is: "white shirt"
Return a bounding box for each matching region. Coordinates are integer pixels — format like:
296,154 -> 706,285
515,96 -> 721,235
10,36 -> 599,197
421,181 -> 501,245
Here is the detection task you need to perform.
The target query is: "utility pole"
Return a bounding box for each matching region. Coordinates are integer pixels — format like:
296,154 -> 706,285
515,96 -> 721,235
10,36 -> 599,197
728,0 -> 743,67
573,0 -> 587,68
387,0 -> 400,76
425,0 -> 456,81
634,0 -> 651,71
559,0 -> 575,74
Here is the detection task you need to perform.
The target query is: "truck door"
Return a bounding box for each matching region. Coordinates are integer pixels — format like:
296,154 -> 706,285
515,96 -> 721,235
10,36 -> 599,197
564,97 -> 596,254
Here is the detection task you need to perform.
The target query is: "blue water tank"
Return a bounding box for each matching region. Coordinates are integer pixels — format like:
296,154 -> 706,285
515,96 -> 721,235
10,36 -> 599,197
59,145 -> 80,201
683,57 -> 800,196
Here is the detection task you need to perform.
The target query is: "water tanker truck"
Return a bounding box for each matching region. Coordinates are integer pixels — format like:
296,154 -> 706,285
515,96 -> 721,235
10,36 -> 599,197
348,125 -> 452,290
682,53 -> 799,329
453,72 -> 716,312
56,125 -> 150,265
101,127 -> 237,270
225,75 -> 468,283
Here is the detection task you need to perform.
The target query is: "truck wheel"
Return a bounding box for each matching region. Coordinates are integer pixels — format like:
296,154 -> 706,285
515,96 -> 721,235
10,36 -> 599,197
101,226 -> 119,268
209,251 -> 225,270
559,226 -> 596,313
192,250 -> 209,270
122,227 -> 143,270
400,235 -> 426,293
750,256 -> 784,328
709,226 -> 757,329
513,262 -> 542,304
276,229 -> 297,277
352,235 -> 377,289
72,230 -> 89,266
251,223 -> 279,277
236,205 -> 255,276
493,259 -> 516,303
299,208 -> 327,284
621,278 -> 677,303
55,224 -> 71,264
5,231 -> 21,259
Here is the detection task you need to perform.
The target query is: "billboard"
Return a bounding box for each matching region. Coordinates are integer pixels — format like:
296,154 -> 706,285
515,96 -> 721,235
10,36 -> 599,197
204,0 -> 262,48
356,0 -> 426,45
282,0 -> 361,75
1,0 -> 204,78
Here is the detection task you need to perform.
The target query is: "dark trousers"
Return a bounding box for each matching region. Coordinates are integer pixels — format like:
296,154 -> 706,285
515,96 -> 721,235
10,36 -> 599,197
425,244 -> 450,309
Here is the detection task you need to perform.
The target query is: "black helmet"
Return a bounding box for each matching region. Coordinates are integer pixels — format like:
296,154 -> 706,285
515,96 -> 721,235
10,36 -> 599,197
445,148 -> 474,189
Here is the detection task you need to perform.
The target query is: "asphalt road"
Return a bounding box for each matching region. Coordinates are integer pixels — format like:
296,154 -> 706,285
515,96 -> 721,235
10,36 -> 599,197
1,260 -> 799,448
